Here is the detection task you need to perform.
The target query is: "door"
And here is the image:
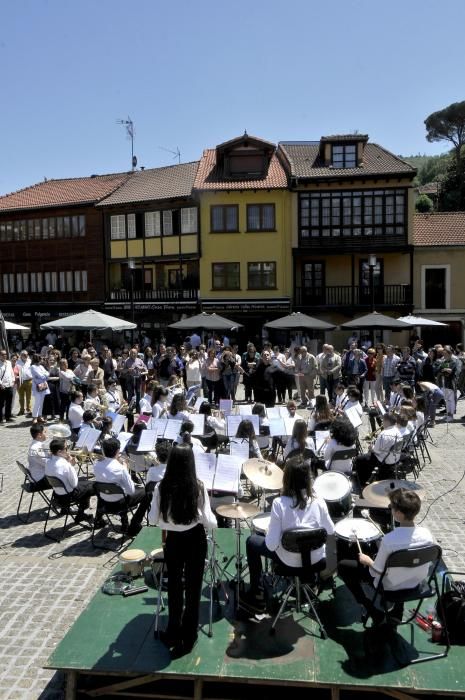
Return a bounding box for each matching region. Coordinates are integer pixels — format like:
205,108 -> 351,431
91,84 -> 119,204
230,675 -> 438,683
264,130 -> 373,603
302,262 -> 325,305
359,259 -> 384,306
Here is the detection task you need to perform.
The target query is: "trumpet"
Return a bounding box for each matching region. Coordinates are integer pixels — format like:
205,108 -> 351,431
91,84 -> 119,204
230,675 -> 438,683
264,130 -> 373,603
363,427 -> 382,442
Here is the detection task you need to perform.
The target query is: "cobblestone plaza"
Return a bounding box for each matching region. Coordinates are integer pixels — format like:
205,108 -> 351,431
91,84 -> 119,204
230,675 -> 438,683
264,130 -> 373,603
1,397 -> 465,699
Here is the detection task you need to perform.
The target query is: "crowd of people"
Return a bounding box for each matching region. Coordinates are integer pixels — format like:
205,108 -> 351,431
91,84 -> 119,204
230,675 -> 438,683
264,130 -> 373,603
2,326 -> 456,657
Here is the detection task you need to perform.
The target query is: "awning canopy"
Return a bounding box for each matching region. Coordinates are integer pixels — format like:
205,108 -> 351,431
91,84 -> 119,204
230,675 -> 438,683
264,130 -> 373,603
341,312 -> 413,330
397,314 -> 448,327
40,309 -> 136,332
265,312 -> 336,331
169,312 -> 243,331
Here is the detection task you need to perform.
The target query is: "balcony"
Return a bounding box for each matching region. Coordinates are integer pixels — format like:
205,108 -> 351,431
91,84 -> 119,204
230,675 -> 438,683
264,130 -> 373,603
109,288 -> 198,302
294,284 -> 412,310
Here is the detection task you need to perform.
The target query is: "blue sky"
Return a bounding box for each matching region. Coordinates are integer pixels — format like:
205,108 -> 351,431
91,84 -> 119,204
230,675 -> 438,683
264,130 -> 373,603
1,0 -> 464,193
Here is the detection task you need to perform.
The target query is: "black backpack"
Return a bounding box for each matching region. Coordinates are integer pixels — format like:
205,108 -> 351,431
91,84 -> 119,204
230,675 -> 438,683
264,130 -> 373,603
437,578 -> 465,644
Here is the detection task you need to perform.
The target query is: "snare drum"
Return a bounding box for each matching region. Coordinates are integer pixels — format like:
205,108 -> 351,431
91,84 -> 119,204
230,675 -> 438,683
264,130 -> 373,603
313,472 -> 352,519
252,513 -> 271,535
147,547 -> 165,582
118,548 -> 146,578
334,518 -> 382,562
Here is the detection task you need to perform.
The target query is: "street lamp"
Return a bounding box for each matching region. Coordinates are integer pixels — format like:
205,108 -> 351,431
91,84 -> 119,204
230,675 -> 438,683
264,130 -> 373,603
128,259 -> 136,344
368,254 -> 377,314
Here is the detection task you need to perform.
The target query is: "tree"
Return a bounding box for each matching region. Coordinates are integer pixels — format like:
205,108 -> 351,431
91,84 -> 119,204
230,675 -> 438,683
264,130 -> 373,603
425,101 -> 465,167
415,194 -> 434,213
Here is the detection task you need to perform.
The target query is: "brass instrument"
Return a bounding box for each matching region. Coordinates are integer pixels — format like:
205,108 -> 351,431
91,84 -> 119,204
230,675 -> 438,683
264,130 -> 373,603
363,426 -> 382,443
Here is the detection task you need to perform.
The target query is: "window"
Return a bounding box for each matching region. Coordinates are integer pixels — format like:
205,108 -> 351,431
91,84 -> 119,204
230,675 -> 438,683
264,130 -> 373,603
299,189 -> 407,239
181,207 -> 198,234
246,204 -> 275,231
127,213 -> 136,239
423,266 -> 449,310
332,144 -> 357,168
248,262 -> 277,289
111,214 -> 126,240
302,262 -> 325,304
162,211 -> 173,236
212,262 -> 240,290
0,214 -> 84,243
211,205 -> 239,232
145,211 -> 161,237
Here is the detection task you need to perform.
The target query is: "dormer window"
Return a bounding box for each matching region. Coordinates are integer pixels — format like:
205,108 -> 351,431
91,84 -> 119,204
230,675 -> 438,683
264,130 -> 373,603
332,144 -> 357,168
216,133 -> 275,180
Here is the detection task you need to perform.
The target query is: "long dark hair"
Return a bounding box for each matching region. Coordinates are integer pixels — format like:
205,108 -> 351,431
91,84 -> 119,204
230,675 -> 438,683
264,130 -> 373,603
169,393 -> 186,417
159,445 -> 203,525
291,419 -> 308,450
282,456 -> 312,510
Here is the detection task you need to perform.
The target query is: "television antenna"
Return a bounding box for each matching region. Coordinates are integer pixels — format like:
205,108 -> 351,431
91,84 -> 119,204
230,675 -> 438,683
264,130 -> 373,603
159,146 -> 181,164
117,116 -> 137,170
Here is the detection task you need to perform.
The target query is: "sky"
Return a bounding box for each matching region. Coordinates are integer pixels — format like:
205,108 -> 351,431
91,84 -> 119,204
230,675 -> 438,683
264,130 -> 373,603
1,0 -> 465,194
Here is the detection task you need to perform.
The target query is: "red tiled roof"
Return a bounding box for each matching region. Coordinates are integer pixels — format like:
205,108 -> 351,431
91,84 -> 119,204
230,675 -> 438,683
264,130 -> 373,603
193,149 -> 288,190
278,142 -> 415,179
413,212 -> 465,246
97,162 -> 199,206
0,172 -> 130,212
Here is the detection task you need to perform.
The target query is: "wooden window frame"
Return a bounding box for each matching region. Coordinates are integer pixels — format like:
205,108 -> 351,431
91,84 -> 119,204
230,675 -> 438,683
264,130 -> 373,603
246,203 -> 276,232
210,205 -> 239,233
211,262 -> 241,290
247,261 -> 277,290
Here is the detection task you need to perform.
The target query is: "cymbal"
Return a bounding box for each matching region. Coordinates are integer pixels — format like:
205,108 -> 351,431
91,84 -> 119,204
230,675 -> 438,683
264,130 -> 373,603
362,479 -> 425,508
243,458 -> 283,491
216,502 -> 261,520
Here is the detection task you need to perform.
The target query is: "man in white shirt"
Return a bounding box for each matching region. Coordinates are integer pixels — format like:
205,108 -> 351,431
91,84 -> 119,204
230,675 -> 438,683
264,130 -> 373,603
16,350 -> 33,416
45,438 -> 95,522
28,423 -> 52,490
0,349 -> 15,423
354,413 -> 401,486
338,488 -> 434,625
93,437 -> 149,536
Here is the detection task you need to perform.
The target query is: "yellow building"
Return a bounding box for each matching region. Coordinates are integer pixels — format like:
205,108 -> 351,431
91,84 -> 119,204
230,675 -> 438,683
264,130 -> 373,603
412,212 -> 465,346
194,133 -> 292,337
96,162 -> 200,329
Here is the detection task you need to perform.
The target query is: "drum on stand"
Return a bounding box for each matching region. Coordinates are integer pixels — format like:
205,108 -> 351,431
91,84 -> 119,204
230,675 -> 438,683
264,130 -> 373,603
251,512 -> 271,535
334,518 -> 382,562
313,472 -> 352,520
118,549 -> 147,578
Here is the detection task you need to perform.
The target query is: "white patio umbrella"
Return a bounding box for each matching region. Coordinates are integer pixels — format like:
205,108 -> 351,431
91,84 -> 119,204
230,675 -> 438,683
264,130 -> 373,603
5,320 -> 29,331
397,314 -> 447,327
40,309 -> 136,341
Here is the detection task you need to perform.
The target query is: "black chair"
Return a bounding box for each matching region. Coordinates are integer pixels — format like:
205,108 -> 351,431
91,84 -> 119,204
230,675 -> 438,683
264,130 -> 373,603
270,527 -> 328,639
367,439 -> 404,484
91,481 -> 137,550
16,461 -> 53,523
326,447 -> 358,473
43,475 -> 92,542
365,544 -> 450,664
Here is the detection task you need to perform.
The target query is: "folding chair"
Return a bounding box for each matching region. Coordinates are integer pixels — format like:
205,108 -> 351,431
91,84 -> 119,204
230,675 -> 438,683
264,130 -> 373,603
91,481 -> 137,550
16,461 -> 53,523
43,475 -> 92,542
326,447 -> 358,474
367,439 -> 404,484
366,544 -> 450,664
269,527 -> 328,639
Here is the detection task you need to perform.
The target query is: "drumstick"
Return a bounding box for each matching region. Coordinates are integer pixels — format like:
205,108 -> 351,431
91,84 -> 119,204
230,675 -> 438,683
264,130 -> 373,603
351,528 -> 362,554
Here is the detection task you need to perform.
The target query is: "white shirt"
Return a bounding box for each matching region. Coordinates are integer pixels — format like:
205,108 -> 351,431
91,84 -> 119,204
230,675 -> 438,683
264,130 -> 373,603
139,393 -> 153,414
186,359 -> 202,384
104,390 -> 120,412
93,456 -> 136,501
68,403 -> 84,429
283,437 -> 315,460
146,462 -> 167,484
28,439 -> 49,482
149,481 -> 217,531
373,425 -> 401,464
265,495 -> 334,567
324,438 -> 356,473
45,455 -> 78,494
0,360 -> 15,388
152,400 -> 168,419
16,358 -> 32,383
369,525 -> 434,590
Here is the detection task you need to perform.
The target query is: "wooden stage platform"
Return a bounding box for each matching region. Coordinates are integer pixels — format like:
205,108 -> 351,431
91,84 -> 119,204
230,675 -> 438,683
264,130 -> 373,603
47,528 -> 465,699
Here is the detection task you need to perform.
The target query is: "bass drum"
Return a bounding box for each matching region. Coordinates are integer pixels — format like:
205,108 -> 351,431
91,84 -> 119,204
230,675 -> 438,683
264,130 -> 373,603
334,517 -> 382,562
313,472 -> 352,520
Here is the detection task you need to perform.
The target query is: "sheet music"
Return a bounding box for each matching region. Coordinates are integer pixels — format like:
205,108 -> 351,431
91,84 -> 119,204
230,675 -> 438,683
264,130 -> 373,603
214,454 -> 241,493
283,416 -> 297,436
193,396 -> 208,412
137,429 -> 158,452
111,414 -> 127,435
314,430 -> 330,454
238,404 -> 253,415
117,432 -> 133,452
229,438 -> 250,460
151,418 -> 169,437
266,406 -> 281,420
268,418 -> 286,437
375,399 -> 386,415
75,426 -> 101,451
227,414 -> 259,436
219,399 -> 233,416
189,413 -> 205,435
194,452 -> 216,490
163,419 -> 183,441
345,405 -> 363,428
